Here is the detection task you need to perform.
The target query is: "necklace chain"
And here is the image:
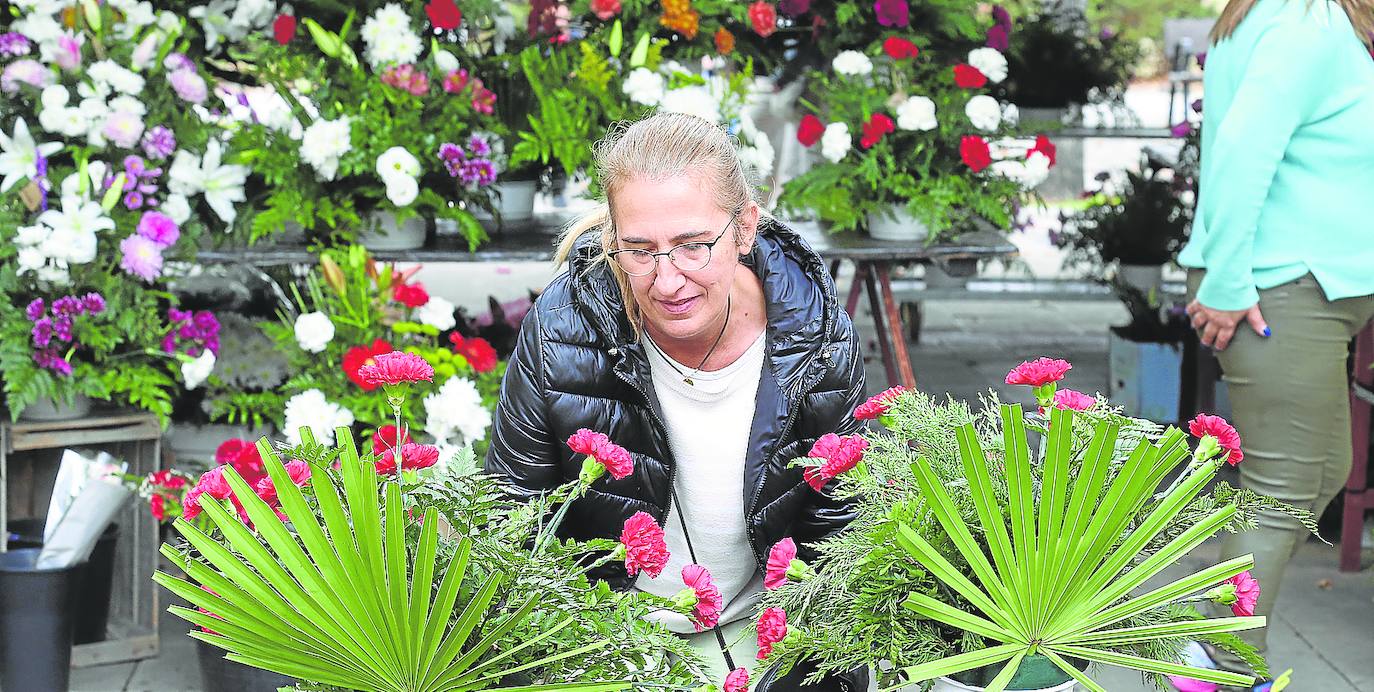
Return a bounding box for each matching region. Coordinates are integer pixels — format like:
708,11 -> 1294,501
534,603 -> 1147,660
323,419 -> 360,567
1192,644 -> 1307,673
648,294 -> 732,386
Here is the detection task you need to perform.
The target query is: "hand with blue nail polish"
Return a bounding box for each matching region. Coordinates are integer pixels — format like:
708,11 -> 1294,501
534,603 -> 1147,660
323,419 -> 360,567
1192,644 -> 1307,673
1185,299 -> 1270,351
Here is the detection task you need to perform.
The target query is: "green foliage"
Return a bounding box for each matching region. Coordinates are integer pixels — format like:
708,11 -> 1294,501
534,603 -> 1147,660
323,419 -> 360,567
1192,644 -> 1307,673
999,0 -> 1143,108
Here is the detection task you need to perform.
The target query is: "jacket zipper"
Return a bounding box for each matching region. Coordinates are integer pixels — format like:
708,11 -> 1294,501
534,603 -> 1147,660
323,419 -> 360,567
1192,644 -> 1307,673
613,363 -> 679,529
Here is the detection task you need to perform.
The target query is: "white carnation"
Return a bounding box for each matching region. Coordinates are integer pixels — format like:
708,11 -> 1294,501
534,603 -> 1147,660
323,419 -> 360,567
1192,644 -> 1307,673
964,95 -> 1003,132
623,68 -> 667,106
990,151 -> 1053,190
384,175 -> 419,207
968,47 -> 1009,84
423,377 -> 492,446
294,311 -> 335,353
1002,103 -> 1020,127
180,350 -> 215,390
283,389 -> 355,446
414,296 -> 457,331
88,60 -> 145,95
738,132 -> 775,178
832,50 -> 873,77
362,4 -> 422,68
896,96 -> 938,132
160,194 -> 192,224
299,117 -> 352,181
376,146 -> 421,182
820,122 -> 851,163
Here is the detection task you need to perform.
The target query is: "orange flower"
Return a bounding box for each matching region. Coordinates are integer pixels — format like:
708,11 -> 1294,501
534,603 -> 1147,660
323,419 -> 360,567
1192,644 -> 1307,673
660,0 -> 700,39
715,27 -> 736,55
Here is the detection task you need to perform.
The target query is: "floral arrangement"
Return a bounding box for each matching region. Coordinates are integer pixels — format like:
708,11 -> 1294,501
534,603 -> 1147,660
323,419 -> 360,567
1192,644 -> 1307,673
996,0 -> 1140,110
741,359 -> 1313,690
156,352 -> 718,688
778,10 -> 1057,237
218,1 -> 503,247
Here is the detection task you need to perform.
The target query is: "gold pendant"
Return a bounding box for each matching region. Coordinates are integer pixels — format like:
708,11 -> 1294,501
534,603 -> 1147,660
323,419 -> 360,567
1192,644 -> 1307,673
683,377 -> 695,386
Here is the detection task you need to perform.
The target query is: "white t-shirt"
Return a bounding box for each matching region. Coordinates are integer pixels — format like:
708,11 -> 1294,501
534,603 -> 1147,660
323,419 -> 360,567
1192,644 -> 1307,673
635,329 -> 768,634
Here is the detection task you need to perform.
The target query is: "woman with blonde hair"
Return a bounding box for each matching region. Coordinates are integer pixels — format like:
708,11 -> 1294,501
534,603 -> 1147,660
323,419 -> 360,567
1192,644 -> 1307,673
485,112 -> 869,690
1179,0 -> 1374,689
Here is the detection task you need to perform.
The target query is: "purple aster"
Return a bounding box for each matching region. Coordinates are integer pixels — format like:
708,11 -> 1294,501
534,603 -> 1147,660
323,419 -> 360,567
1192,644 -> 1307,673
986,24 -> 1010,52
82,293 -> 106,314
136,211 -> 180,247
31,318 -> 54,348
142,126 -> 176,160
163,52 -> 195,71
33,348 -> 71,375
0,33 -> 30,58
162,333 -> 177,354
192,310 -> 220,334
777,0 -> 810,16
25,298 -> 45,321
52,295 -> 82,316
167,69 -> 208,104
873,0 -> 909,28
438,142 -> 466,177
991,5 -> 1012,29
119,234 -> 165,282
52,315 -> 73,342
466,134 -> 491,157
124,190 -> 145,209
459,159 -> 497,187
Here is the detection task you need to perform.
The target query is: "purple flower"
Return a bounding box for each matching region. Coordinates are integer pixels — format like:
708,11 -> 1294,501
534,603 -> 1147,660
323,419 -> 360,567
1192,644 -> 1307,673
1196,52 -> 1207,69
1170,121 -> 1193,138
33,348 -> 72,376
137,211 -> 180,247
992,5 -> 1012,29
31,318 -> 54,348
167,69 -> 208,104
52,315 -> 73,342
778,0 -> 811,17
0,33 -> 31,58
25,298 -> 45,321
986,24 -> 1010,52
124,191 -> 145,209
164,308 -> 221,356
1191,99 -> 1204,114
873,0 -> 909,28
466,134 -> 491,157
438,142 -> 466,177
459,159 -> 497,187
142,126 -> 176,160
52,296 -> 82,316
82,293 -> 106,314
163,53 -> 194,71
1,59 -> 52,94
1099,27 -> 1116,40
55,32 -> 82,71
120,234 -> 165,282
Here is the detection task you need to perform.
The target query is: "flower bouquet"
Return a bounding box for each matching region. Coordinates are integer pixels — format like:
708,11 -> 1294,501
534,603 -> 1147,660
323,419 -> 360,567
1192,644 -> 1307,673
746,359 -> 1314,690
217,1 -> 503,247
156,351 -> 715,688
777,15 -> 1056,238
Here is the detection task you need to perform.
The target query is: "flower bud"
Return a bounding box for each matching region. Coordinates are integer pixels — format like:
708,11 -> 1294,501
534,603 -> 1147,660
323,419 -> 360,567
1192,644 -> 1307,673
1205,583 -> 1238,606
578,455 -> 606,485
786,558 -> 815,583
671,587 -> 699,612
320,255 -> 346,294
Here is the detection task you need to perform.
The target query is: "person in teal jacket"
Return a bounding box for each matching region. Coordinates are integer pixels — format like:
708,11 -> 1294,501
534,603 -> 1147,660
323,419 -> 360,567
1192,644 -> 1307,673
1179,0 -> 1374,688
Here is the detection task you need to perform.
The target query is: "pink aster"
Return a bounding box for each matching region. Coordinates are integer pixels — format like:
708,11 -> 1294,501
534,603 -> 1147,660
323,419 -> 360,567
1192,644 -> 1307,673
854,385 -> 907,420
765,537 -> 797,590
619,511 -> 669,578
120,234 -> 165,282
1188,413 -> 1244,466
803,433 -> 869,491
756,607 -> 788,659
1005,357 -> 1072,387
724,667 -> 750,692
1225,570 -> 1260,617
357,351 -> 436,387
1052,388 -> 1095,412
375,443 -> 441,475
682,564 -> 723,632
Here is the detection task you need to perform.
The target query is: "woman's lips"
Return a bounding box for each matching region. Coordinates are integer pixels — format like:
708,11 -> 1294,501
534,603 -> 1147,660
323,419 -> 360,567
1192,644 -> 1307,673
656,296 -> 699,315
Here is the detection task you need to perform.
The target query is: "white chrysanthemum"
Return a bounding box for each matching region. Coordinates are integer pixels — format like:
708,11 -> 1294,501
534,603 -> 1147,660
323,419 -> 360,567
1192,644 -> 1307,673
161,194 -> 192,224
661,86 -> 722,123
990,151 -> 1053,190
284,389 -> 355,446
423,377 -> 492,446
362,4 -> 421,68
385,175 -> 418,207
109,95 -> 147,117
738,131 -> 775,178
968,47 -> 1008,84
965,95 -> 1003,132
832,51 -> 873,77
414,296 -> 457,331
293,311 -> 335,353
88,60 -> 146,94
36,195 -> 111,265
623,68 -> 667,106
820,122 -> 851,163
376,146 -> 421,183
896,96 -> 938,132
1002,103 -> 1020,127
299,117 -> 352,181
181,350 -> 216,390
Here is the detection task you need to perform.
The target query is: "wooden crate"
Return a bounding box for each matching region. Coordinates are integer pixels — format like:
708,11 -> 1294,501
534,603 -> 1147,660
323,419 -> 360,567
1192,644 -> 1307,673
1,412 -> 162,667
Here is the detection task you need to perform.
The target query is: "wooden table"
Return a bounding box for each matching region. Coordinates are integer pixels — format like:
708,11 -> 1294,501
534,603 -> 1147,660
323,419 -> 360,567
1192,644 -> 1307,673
196,215 -> 1018,390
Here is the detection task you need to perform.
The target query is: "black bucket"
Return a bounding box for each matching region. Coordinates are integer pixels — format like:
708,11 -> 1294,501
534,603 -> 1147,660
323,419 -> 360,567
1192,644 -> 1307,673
0,548 -> 79,691
7,518 -> 119,644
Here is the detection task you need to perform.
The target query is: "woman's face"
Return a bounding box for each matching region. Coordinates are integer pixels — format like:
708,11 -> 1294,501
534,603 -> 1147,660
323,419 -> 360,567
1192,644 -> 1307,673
611,175 -> 758,344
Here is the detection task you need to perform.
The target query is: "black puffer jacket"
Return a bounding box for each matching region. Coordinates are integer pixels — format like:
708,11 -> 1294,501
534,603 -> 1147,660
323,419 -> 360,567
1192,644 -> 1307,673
485,217 -> 867,588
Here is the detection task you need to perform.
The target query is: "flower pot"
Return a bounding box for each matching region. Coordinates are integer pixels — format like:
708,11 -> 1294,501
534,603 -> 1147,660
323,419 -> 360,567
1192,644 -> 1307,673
1118,263 -> 1164,298
474,179 -> 539,225
866,206 -> 931,243
1109,329 -> 1183,423
359,212 -> 427,250
931,676 -> 1076,692
0,548 -> 80,692
8,518 -> 119,644
924,653 -> 1081,691
196,638 -> 296,692
18,394 -> 93,422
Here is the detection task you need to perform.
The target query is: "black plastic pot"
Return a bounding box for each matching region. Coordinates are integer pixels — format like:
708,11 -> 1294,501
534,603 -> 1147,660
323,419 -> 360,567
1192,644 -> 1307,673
8,518 -> 119,644
195,638 -> 296,691
0,548 -> 79,692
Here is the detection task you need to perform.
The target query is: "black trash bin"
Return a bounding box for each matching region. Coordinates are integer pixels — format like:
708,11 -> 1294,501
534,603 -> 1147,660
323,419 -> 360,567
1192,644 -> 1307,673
0,548 -> 79,692
7,518 -> 119,644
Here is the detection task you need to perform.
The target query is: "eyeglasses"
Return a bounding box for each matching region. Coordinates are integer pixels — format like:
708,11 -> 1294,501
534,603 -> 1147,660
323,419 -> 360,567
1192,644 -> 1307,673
607,217 -> 735,277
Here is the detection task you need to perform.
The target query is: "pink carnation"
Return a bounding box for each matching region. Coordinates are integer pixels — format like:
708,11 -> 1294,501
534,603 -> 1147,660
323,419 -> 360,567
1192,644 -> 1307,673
620,511 -> 669,578
854,386 -> 907,420
724,667 -> 750,692
1188,413 -> 1244,466
254,460 -> 311,505
358,351 -> 435,387
1052,388 -> 1095,412
756,607 -> 788,659
567,428 -> 611,456
375,443 -> 441,475
682,564 -> 723,632
1225,570 -> 1260,617
765,537 -> 797,590
567,428 -> 634,480
1004,357 -> 1072,387
803,433 -> 869,491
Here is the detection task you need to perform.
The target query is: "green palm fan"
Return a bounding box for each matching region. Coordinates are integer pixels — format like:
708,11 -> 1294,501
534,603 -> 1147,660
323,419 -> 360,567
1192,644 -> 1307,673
889,405 -> 1263,691
154,427 -> 630,692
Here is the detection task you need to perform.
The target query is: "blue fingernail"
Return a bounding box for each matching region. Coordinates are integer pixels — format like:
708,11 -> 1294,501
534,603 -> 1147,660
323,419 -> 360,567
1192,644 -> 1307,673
1263,327 -> 1272,337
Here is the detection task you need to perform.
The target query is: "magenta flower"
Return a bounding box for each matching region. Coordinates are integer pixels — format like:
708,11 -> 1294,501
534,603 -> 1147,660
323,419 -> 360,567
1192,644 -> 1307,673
120,234 -> 165,282
1005,357 -> 1072,387
168,69 -> 208,104
723,667 -> 749,692
375,443 -> 441,475
25,298 -> 45,321
31,318 -> 54,348
756,607 -> 788,659
873,0 -> 909,27
778,0 -> 810,16
137,211 -> 180,247
55,32 -> 82,70
1224,571 -> 1260,617
986,24 -> 1010,52
1189,413 -> 1244,466
442,69 -> 469,93
438,142 -> 466,176
82,293 -> 106,314
619,511 -> 670,578
458,159 -> 497,187
992,5 -> 1013,28
1051,388 -> 1095,412
466,134 -> 491,157
1171,121 -> 1194,138
854,385 -> 906,420
803,433 -> 868,491
358,351 -> 436,387
681,564 -> 723,632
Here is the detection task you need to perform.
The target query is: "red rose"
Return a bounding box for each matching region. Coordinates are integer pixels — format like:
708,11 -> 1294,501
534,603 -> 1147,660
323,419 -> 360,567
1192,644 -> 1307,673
450,333 -> 498,373
343,339 -> 394,391
797,114 -> 825,147
860,113 -> 895,149
272,14 -> 296,45
392,282 -> 430,308
960,135 -> 992,172
425,0 -> 463,30
953,63 -> 988,89
1029,134 -> 1057,166
749,1 -> 778,38
882,36 -> 919,60
590,0 -> 622,20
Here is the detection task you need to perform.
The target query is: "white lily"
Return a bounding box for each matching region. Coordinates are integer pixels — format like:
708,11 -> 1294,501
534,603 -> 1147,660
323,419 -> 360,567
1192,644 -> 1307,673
168,141 -> 248,225
37,194 -> 111,265
0,118 -> 63,193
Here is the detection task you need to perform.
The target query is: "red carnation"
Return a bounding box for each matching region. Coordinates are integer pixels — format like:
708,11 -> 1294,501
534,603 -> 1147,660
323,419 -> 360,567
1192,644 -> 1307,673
149,493 -> 166,521
591,0 -> 622,20
882,36 -> 919,60
372,424 -> 411,454
803,433 -> 869,491
620,511 -> 670,578
854,385 -> 907,420
1189,413 -> 1244,466
344,339 -> 394,391
450,333 -> 498,373
214,439 -> 266,487
765,537 -> 797,589
960,135 -> 992,172
568,429 -> 634,480
756,607 -> 788,659
749,1 -> 778,38
375,443 -> 441,475
1004,357 -> 1072,387
1029,134 -> 1057,166
797,114 -> 825,147
860,113 -> 895,149
214,439 -> 251,466
358,351 -> 436,387
953,63 -> 989,89
272,14 -> 296,45
149,469 -> 188,490
392,282 -> 430,308
425,0 -> 463,30
724,668 -> 750,692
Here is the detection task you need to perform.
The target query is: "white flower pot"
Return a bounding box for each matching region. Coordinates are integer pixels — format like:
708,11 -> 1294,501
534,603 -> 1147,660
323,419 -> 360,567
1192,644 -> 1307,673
359,212 -> 426,250
866,206 -> 930,242
1117,263 -> 1164,298
930,676 -> 1076,692
17,395 -> 93,422
493,180 -> 538,222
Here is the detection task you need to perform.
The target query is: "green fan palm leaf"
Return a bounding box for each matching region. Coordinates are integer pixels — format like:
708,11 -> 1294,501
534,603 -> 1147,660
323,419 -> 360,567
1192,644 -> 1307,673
155,427 -> 631,692
888,405 -> 1263,691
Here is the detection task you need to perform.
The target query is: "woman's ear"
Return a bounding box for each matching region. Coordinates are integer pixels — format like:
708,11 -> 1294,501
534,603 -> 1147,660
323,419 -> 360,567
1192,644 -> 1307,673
736,201 -> 761,254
